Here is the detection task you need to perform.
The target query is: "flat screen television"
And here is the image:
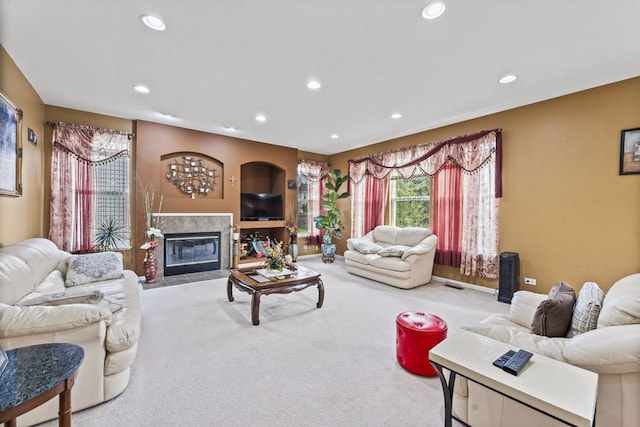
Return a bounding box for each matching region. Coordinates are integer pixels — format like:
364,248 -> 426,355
240,193 -> 283,221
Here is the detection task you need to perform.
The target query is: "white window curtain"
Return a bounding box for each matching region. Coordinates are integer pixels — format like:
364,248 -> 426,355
298,159 -> 329,245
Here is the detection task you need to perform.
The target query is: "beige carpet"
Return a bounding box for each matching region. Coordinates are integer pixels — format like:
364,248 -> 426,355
43,255 -> 508,427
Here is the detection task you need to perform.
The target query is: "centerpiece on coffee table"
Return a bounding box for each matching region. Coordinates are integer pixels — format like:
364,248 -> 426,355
255,238 -> 293,276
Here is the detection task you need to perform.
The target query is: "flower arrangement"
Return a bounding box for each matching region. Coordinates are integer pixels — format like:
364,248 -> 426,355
139,179 -> 164,251
140,240 -> 158,250
287,209 -> 298,236
255,238 -> 292,271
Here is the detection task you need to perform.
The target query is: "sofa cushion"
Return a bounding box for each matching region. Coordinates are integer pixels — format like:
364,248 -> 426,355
0,253 -> 37,305
369,256 -> 411,272
567,282 -> 604,338
65,252 -> 124,287
396,227 -> 432,247
0,238 -> 63,286
372,226 -> 400,245
351,239 -> 384,254
378,245 -> 410,257
598,273 -> 640,328
509,291 -> 548,328
531,281 -> 576,337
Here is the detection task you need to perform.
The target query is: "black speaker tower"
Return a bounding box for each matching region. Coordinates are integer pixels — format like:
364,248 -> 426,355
498,252 -> 520,303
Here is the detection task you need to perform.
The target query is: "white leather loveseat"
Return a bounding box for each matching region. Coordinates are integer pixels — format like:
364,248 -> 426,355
0,238 -> 141,426
344,225 -> 437,289
456,273 -> 640,427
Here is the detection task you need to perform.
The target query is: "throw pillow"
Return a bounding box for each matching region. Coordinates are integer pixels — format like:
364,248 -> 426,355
378,245 -> 410,257
531,281 -> 576,337
352,240 -> 384,254
65,252 -> 124,287
566,282 -> 604,338
17,290 -> 105,306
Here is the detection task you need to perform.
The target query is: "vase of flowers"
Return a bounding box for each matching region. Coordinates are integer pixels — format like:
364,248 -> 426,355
286,215 -> 298,262
141,228 -> 163,283
256,238 -> 292,271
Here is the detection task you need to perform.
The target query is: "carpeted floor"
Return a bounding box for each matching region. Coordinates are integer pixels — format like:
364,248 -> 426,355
43,255 -> 508,427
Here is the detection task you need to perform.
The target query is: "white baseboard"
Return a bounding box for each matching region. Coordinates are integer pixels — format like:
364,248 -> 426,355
433,275 -> 497,295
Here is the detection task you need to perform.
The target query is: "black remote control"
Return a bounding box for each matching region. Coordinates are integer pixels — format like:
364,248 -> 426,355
492,350 -> 516,368
502,349 -> 533,375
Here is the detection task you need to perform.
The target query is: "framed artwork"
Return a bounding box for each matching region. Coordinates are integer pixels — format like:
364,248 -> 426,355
0,90 -> 23,196
619,127 -> 640,175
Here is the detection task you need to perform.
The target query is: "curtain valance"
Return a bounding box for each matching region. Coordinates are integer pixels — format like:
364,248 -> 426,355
52,122 -> 129,162
298,159 -> 329,182
348,129 -> 502,197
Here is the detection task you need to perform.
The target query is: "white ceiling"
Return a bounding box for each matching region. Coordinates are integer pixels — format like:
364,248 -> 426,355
1,1 -> 639,155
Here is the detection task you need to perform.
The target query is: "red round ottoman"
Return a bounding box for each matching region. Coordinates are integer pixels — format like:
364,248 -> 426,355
396,311 -> 448,376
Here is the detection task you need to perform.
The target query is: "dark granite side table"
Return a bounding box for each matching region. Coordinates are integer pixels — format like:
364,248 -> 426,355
0,343 -> 84,427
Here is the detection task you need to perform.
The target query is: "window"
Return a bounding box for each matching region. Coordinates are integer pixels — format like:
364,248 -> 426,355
297,174 -> 309,237
296,171 -> 322,238
389,175 -> 431,228
94,156 -> 131,248
49,123 -> 131,253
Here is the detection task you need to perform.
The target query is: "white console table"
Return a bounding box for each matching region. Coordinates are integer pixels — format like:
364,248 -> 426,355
428,329 -> 598,427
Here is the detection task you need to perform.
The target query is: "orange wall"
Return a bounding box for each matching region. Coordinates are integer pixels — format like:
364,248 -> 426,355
135,120 -> 298,272
0,45 -> 46,245
330,77 -> 640,293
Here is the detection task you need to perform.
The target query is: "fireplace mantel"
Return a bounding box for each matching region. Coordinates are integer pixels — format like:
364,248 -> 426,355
152,213 -> 233,277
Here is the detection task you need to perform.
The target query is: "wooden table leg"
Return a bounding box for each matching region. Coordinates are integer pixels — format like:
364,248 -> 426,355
316,278 -> 325,308
227,277 -> 234,302
58,374 -> 76,427
251,291 -> 261,325
5,419 -> 17,427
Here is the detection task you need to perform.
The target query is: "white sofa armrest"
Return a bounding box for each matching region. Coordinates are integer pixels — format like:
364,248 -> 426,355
401,235 -> 437,261
0,303 -> 112,338
564,324 -> 640,374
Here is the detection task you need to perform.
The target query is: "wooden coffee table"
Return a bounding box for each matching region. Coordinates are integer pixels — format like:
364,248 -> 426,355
227,264 -> 324,325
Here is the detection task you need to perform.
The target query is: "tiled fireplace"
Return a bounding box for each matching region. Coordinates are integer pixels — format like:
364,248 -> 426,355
152,213 -> 233,278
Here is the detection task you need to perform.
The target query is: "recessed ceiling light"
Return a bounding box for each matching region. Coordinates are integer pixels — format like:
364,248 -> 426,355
134,84 -> 150,94
225,126 -> 237,132
141,14 -> 166,31
330,134 -> 339,139
307,80 -> 321,90
255,114 -> 267,122
422,2 -> 446,20
159,113 -> 176,119
391,113 -> 402,119
499,74 -> 518,84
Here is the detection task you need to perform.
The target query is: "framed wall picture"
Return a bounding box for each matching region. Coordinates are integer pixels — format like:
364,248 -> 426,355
619,127 -> 640,175
0,90 -> 23,196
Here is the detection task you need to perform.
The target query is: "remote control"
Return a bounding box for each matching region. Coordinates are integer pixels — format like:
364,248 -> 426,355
492,349 -> 516,368
502,349 -> 533,375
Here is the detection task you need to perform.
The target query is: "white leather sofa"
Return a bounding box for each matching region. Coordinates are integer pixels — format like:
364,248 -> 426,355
344,225 -> 437,289
0,238 -> 141,426
456,273 -> 640,427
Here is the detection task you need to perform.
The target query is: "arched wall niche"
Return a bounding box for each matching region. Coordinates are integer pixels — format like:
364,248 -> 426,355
240,161 -> 285,195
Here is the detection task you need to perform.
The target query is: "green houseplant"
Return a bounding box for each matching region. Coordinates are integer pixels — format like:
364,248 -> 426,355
93,218 -> 127,252
314,169 -> 350,263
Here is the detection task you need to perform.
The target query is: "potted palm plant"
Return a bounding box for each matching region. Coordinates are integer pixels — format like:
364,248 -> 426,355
314,169 -> 350,263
